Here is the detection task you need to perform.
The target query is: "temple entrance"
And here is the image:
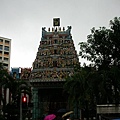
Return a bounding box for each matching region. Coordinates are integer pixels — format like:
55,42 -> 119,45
38,88 -> 68,117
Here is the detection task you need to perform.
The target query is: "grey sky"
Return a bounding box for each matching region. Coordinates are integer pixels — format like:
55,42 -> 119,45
0,0 -> 120,68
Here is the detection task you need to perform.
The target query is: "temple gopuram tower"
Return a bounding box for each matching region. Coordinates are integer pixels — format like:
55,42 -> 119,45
30,18 -> 80,120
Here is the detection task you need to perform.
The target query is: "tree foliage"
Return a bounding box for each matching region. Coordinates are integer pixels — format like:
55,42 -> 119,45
64,17 -> 120,119
78,17 -> 120,104
79,17 -> 120,70
64,66 -> 93,108
0,63 -> 31,120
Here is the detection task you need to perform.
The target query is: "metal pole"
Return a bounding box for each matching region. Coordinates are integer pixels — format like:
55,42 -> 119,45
20,94 -> 22,120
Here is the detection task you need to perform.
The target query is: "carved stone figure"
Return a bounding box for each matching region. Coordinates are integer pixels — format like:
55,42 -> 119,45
42,27 -> 46,39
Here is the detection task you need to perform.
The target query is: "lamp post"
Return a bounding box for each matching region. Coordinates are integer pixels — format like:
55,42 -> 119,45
20,94 -> 22,120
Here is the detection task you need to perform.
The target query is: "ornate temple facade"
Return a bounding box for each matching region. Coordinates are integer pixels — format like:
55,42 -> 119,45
30,19 -> 80,120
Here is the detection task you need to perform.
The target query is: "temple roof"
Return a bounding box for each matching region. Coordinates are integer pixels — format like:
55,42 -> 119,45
41,26 -> 72,40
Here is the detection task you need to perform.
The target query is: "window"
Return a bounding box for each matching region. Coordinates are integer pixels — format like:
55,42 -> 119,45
3,63 -> 8,67
4,57 -> 8,61
0,57 -> 2,60
0,51 -> 2,54
4,52 -> 9,56
0,45 -> 3,50
0,39 -> 3,43
4,46 -> 9,51
5,40 -> 9,45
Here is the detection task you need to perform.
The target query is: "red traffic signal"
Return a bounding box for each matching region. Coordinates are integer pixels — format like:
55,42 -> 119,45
22,96 -> 27,102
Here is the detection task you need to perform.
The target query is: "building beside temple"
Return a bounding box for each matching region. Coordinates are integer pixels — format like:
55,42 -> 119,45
0,36 -> 11,114
11,67 -> 32,80
0,36 -> 11,70
30,18 -> 80,120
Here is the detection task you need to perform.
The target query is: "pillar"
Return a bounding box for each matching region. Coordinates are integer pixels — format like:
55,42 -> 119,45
32,88 -> 40,120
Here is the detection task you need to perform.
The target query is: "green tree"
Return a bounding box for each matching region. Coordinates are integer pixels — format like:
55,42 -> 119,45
77,17 -> 120,110
4,80 -> 31,120
64,66 -> 94,119
79,17 -> 120,70
0,63 -> 14,119
88,69 -> 114,104
0,63 -> 31,120
63,17 -> 120,120
108,66 -> 120,104
64,17 -> 120,119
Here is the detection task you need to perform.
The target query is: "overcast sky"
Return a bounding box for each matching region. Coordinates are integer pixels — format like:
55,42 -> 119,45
0,0 -> 120,68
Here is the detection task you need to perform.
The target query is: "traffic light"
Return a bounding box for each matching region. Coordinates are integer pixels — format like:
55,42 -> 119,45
22,96 -> 27,102
22,96 -> 27,108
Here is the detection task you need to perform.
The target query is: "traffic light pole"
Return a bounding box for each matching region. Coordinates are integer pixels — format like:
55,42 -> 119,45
20,94 -> 22,120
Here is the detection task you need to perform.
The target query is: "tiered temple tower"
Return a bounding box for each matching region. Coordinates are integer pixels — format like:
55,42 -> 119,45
30,18 -> 80,120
